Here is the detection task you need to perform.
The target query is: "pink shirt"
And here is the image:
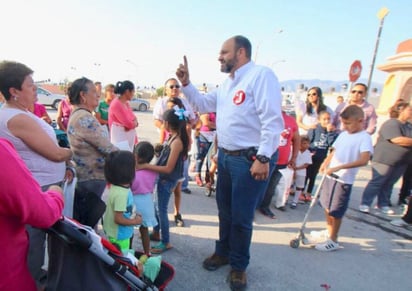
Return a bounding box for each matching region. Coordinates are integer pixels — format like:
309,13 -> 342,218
131,169 -> 157,195
108,97 -> 137,130
33,102 -> 47,118
60,98 -> 72,129
0,139 -> 64,291
277,112 -> 299,165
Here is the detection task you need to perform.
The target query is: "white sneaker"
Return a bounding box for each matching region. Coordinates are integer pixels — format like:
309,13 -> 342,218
380,206 -> 394,215
315,239 -> 340,252
359,205 -> 370,213
390,219 -> 410,227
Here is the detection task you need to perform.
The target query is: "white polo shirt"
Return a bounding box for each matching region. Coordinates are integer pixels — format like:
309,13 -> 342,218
182,61 -> 284,158
153,96 -> 196,124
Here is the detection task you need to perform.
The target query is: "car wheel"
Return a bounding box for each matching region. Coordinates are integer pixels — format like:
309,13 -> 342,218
138,103 -> 148,112
52,99 -> 61,110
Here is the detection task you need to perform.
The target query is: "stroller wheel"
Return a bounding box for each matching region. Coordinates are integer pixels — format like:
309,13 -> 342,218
290,239 -> 300,248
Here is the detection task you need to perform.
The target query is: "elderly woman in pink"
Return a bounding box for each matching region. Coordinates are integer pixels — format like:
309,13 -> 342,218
0,138 -> 64,291
108,80 -> 138,150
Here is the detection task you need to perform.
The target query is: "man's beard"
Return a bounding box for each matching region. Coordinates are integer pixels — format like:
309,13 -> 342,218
220,57 -> 237,73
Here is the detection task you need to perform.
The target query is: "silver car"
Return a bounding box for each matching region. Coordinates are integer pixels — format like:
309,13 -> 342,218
130,98 -> 150,112
37,87 -> 65,110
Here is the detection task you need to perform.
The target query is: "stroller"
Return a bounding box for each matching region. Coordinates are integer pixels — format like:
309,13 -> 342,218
46,217 -> 175,290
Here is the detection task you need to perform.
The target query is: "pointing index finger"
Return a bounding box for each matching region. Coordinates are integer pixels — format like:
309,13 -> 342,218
183,55 -> 188,69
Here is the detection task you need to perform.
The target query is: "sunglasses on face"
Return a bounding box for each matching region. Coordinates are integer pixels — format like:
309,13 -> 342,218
307,93 -> 317,96
351,90 -> 364,94
169,85 -> 180,89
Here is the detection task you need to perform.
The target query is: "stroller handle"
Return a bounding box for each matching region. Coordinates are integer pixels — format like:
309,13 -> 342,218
47,217 -> 93,249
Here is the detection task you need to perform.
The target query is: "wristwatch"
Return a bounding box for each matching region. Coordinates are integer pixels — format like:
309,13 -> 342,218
256,155 -> 270,164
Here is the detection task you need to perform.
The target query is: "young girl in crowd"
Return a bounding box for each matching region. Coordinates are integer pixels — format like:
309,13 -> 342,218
103,150 -> 142,253
137,108 -> 189,254
305,111 -> 339,199
131,141 -> 159,255
291,135 -> 312,209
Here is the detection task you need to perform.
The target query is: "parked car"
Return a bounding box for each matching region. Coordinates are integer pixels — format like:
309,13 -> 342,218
130,98 -> 150,112
37,87 -> 65,110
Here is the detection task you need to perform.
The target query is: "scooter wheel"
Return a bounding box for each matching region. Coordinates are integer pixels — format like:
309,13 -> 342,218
290,239 -> 300,248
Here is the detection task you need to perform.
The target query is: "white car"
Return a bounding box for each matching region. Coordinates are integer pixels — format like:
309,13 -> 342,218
129,98 -> 150,112
37,87 -> 65,110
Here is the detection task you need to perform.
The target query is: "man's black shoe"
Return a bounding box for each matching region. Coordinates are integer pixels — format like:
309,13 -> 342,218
259,207 -> 276,219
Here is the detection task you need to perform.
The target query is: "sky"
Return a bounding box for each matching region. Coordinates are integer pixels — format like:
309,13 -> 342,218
1,0 -> 410,88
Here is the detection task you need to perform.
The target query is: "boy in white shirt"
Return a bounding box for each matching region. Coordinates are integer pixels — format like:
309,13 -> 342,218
290,135 -> 312,209
311,105 -> 373,252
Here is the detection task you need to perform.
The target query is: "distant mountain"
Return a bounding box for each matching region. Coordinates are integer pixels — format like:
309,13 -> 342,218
197,78 -> 383,95
279,78 -> 383,94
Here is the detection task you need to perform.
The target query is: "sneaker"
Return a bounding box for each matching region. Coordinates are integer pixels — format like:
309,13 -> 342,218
229,269 -> 247,291
315,239 -> 340,252
359,204 -> 370,213
290,202 -> 297,209
203,253 -> 229,271
259,207 -> 276,219
276,206 -> 286,211
379,206 -> 395,215
390,218 -> 410,227
174,213 -> 185,227
182,188 -> 192,194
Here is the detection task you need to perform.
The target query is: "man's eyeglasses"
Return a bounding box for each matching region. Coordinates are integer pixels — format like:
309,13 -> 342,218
351,90 -> 364,94
169,85 -> 180,89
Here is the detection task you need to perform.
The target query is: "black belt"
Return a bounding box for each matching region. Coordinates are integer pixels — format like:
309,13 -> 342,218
220,147 -> 257,157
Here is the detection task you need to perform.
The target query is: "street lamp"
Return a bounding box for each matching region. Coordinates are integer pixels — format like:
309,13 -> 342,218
125,59 -> 139,87
271,59 -> 286,68
254,29 -> 283,63
366,7 -> 389,98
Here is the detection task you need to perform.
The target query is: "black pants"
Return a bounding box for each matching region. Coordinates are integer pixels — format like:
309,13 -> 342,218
259,165 -> 284,209
402,197 -> 412,223
305,157 -> 323,194
399,164 -> 412,203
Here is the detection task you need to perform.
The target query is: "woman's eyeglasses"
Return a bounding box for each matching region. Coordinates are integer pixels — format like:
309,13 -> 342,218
351,90 -> 364,94
169,85 -> 180,89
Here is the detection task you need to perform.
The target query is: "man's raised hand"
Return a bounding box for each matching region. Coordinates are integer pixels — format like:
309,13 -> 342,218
176,55 -> 190,86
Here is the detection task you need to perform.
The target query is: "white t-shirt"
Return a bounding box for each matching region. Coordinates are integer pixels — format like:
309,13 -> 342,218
329,130 -> 373,184
295,149 -> 312,176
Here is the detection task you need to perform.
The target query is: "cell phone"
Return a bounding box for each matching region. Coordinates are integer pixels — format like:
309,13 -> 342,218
246,147 -> 257,162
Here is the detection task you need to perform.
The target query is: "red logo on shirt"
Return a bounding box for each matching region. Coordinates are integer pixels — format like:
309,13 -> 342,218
233,90 -> 246,105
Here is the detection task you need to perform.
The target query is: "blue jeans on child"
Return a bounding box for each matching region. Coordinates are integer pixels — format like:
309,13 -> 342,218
154,178 -> 179,244
214,148 -> 277,271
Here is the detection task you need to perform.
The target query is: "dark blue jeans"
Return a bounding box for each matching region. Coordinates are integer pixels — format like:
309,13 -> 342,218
361,161 -> 407,207
195,135 -> 212,173
154,178 -> 179,244
214,148 -> 277,271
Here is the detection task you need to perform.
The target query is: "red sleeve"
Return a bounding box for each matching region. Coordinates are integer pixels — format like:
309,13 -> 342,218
109,98 -> 136,130
0,139 -> 64,228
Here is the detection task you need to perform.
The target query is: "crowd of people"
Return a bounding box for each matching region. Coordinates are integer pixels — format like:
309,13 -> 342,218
0,34 -> 411,291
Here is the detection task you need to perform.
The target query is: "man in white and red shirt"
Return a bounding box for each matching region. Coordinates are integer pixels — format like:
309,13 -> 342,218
176,35 -> 283,290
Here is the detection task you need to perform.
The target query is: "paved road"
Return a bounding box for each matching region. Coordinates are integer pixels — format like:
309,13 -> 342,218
49,107 -> 412,291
